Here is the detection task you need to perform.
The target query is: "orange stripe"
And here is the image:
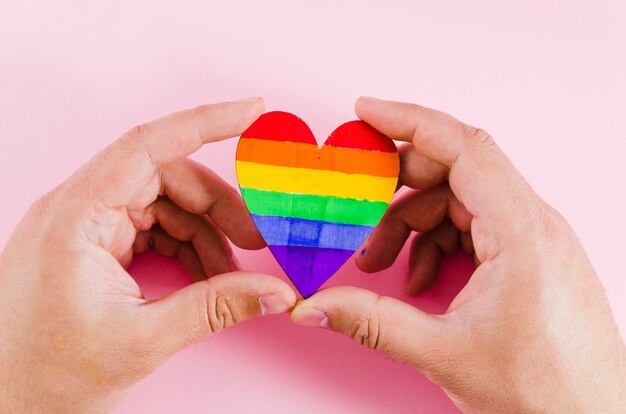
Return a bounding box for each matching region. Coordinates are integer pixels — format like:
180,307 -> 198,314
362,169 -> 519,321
236,138 -> 399,177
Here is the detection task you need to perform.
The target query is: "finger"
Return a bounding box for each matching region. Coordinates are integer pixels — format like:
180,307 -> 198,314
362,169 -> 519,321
356,184 -> 469,273
133,231 -> 152,254
398,142 -> 448,190
355,97 -> 541,260
406,221 -> 459,296
290,287 -> 455,376
152,227 -> 211,282
119,247 -> 134,269
133,228 -> 208,281
150,226 -> 183,256
143,199 -> 238,277
176,243 -> 209,282
158,158 -> 264,250
140,272 -> 296,357
73,98 -> 264,210
460,231 -> 474,255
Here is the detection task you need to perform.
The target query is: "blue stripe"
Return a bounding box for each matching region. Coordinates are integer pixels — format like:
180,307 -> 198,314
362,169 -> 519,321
251,214 -> 374,251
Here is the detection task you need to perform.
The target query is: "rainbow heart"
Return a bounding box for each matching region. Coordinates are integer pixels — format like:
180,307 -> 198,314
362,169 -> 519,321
236,111 -> 399,297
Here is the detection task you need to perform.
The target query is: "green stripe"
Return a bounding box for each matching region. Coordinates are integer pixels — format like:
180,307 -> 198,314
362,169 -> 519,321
240,187 -> 388,226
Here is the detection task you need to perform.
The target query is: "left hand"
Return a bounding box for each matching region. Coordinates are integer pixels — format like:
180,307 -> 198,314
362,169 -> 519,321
0,98 -> 296,413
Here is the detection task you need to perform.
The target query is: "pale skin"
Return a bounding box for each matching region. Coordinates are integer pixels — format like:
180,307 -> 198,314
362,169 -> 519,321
291,97 -> 626,412
0,98 -> 296,413
0,98 -> 624,413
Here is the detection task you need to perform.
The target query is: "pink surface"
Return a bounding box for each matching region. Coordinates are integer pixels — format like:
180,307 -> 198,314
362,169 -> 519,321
1,2 -> 625,413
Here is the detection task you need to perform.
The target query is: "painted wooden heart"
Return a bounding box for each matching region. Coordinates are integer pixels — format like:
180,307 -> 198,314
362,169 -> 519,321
236,111 -> 399,298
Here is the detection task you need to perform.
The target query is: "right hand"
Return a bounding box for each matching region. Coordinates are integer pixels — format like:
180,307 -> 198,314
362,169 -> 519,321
291,97 -> 626,413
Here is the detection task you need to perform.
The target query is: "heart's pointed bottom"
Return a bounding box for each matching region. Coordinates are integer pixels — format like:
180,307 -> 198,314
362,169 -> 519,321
268,245 -> 355,298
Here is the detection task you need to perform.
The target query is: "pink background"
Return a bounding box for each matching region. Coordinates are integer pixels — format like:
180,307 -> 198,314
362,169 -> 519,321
1,1 -> 625,413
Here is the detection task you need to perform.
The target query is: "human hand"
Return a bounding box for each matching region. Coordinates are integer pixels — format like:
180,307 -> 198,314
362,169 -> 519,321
291,97 -> 626,412
0,98 -> 296,413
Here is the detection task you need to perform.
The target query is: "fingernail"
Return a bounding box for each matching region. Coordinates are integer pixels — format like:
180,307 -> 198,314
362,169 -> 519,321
292,308 -> 329,329
259,294 -> 291,316
235,96 -> 261,103
358,96 -> 382,103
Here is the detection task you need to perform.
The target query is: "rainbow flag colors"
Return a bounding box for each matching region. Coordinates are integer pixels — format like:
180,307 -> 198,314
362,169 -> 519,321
236,111 -> 399,297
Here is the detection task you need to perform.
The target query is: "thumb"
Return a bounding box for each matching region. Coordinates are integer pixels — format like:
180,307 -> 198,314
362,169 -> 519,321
140,272 -> 296,357
290,286 -> 454,372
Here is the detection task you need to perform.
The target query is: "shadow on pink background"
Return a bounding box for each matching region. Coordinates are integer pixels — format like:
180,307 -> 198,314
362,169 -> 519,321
1,1 -> 625,413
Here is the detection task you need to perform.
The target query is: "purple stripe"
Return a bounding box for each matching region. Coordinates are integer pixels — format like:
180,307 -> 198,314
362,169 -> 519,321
268,245 -> 354,298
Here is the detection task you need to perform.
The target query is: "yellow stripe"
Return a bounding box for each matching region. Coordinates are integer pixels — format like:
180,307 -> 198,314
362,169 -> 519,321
236,161 -> 397,203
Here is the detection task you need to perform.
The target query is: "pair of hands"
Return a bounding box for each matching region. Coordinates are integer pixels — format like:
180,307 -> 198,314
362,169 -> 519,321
1,97 -> 624,413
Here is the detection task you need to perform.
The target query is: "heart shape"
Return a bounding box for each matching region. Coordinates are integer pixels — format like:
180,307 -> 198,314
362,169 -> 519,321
236,111 -> 399,297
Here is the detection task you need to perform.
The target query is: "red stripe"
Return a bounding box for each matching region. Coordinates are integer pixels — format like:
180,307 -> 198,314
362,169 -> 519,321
241,111 -> 316,144
241,111 -> 397,153
326,120 -> 397,152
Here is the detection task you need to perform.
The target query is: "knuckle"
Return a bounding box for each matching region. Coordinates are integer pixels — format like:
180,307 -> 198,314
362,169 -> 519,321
27,195 -> 53,224
184,281 -> 247,342
185,105 -> 212,140
205,291 -> 236,334
121,123 -> 148,144
534,202 -> 574,249
384,198 -> 403,219
409,104 -> 431,136
463,126 -> 500,154
26,187 -> 62,227
188,103 -> 212,118
410,103 -> 427,114
351,314 -> 381,350
120,123 -> 159,168
350,296 -> 384,350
